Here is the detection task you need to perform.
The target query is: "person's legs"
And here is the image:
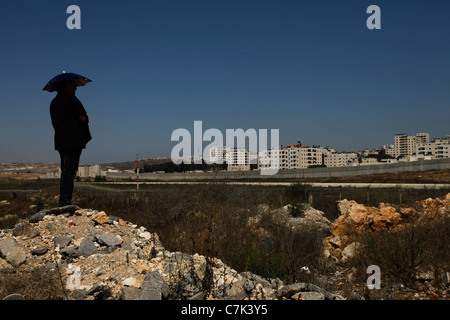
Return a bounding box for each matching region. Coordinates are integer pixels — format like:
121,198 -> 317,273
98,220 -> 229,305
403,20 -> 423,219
57,148 -> 82,207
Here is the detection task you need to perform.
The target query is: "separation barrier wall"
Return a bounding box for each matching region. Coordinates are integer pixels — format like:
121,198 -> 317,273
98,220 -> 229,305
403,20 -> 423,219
106,158 -> 450,181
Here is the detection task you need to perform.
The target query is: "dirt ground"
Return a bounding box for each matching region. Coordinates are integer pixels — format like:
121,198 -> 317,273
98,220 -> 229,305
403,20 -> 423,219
0,173 -> 41,180
292,169 -> 450,184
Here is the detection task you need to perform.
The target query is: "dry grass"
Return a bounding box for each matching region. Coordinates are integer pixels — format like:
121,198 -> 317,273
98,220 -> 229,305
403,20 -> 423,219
345,216 -> 450,290
288,169 -> 450,184
0,267 -> 67,300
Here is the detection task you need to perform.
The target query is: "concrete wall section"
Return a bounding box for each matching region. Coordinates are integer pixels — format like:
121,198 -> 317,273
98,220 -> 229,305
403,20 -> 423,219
106,158 -> 450,181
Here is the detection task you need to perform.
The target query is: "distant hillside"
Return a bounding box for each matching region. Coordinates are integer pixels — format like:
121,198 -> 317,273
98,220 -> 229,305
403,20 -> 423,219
0,159 -> 173,175
100,158 -> 172,171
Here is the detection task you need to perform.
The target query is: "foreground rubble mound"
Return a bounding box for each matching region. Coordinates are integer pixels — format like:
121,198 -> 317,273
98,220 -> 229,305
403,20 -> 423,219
325,193 -> 450,263
0,205 -> 342,300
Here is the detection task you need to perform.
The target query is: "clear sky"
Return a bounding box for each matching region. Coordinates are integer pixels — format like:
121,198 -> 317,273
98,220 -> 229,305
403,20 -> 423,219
0,0 -> 449,164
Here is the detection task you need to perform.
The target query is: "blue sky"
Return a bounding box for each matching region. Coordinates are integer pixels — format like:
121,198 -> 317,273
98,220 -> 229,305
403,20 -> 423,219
0,0 -> 449,164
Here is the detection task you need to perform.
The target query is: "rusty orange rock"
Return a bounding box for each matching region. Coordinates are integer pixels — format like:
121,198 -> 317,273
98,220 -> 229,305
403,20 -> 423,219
325,193 -> 450,262
92,211 -> 109,225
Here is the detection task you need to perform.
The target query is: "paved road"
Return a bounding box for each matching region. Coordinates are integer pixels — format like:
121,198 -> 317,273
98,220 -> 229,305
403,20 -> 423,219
88,181 -> 450,189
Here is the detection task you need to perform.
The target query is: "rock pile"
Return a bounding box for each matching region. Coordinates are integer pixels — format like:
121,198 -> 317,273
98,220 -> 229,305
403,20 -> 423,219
0,205 -> 342,300
325,193 -> 450,263
247,203 -> 331,238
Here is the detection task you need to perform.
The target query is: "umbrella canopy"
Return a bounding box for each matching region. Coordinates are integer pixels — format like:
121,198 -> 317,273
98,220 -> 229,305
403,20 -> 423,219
42,72 -> 92,92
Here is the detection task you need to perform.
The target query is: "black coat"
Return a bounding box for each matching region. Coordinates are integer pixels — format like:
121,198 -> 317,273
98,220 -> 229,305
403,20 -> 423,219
50,93 -> 92,150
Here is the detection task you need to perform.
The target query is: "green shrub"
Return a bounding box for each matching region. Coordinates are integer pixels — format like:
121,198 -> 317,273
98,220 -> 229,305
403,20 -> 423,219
246,246 -> 289,281
286,202 -> 309,217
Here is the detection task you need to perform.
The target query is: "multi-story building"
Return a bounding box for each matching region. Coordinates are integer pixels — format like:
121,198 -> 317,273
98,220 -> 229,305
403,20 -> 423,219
298,147 -> 328,168
209,146 -> 251,170
226,148 -> 250,171
324,152 -> 358,167
77,165 -> 101,177
416,141 -> 450,158
258,144 -> 300,170
393,132 -> 450,159
258,144 -> 332,170
383,144 -> 395,157
394,133 -> 430,158
279,146 -> 301,169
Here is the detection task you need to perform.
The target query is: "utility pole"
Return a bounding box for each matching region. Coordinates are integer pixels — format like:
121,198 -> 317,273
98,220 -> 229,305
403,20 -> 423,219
136,153 -> 140,201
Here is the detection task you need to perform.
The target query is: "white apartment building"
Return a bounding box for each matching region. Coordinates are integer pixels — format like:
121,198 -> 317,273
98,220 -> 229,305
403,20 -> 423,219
258,145 -> 332,170
77,165 -> 102,177
298,147 -> 328,168
258,147 -> 294,171
226,148 -> 250,171
416,141 -> 450,158
279,147 -> 301,169
324,152 -> 358,167
209,146 -> 250,170
394,133 -> 430,158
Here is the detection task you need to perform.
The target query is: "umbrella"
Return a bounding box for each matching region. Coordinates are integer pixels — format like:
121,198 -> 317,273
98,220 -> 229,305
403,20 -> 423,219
42,71 -> 92,92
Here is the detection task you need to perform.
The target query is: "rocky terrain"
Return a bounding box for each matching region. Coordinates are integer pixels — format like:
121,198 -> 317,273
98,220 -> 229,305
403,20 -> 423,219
1,193 -> 449,300
0,205 -> 342,300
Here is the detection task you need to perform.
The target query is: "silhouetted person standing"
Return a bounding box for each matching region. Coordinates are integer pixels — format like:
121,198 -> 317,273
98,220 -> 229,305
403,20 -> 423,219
50,80 -> 92,207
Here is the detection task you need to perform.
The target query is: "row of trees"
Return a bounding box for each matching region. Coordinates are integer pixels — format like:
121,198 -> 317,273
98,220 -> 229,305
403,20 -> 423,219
142,161 -> 259,173
142,160 -> 227,173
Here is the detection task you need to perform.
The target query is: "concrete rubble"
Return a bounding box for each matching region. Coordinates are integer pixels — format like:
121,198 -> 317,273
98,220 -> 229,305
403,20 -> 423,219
0,205 -> 342,300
